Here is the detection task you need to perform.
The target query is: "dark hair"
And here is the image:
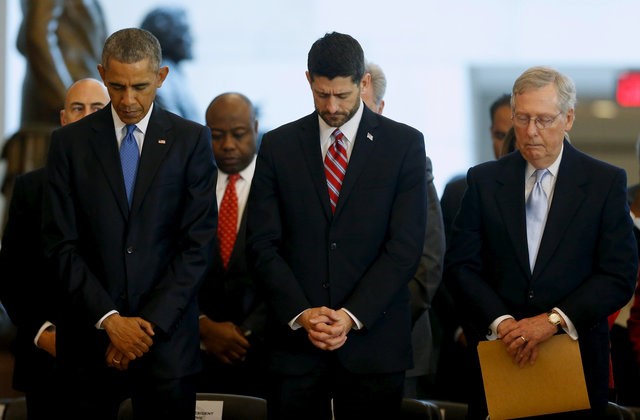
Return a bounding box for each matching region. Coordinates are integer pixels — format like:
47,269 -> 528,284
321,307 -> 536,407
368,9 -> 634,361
307,32 -> 365,84
102,28 -> 162,71
489,93 -> 511,126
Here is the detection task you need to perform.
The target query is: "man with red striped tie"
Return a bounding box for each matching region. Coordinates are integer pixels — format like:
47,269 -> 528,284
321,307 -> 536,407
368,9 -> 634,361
247,32 -> 428,419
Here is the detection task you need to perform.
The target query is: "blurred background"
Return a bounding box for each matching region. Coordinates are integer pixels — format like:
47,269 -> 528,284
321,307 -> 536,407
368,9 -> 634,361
1,0 -> 640,212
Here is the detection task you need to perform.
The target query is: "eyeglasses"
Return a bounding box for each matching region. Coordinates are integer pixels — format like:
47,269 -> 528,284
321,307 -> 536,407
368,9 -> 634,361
512,111 -> 563,130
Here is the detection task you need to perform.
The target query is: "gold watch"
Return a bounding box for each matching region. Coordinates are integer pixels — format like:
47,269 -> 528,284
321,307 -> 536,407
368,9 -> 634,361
547,312 -> 562,330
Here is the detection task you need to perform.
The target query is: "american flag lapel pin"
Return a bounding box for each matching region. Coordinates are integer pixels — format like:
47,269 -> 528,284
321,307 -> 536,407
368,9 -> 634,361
367,132 -> 374,141
158,139 -> 166,144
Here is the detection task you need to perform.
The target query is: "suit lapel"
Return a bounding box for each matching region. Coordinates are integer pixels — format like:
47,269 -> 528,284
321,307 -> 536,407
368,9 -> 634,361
298,113 -> 333,220
495,155 -> 531,277
533,142 -> 586,278
334,107 -> 378,217
89,107 -> 129,219
130,107 -> 172,215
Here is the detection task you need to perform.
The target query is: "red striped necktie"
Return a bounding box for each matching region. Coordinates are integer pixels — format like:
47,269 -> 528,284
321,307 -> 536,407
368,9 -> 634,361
324,128 -> 348,213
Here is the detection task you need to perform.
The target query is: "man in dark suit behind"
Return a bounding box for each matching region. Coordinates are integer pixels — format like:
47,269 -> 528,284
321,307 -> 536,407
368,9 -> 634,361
43,28 -> 217,419
445,66 -> 637,418
197,92 -> 267,397
247,32 -> 427,419
0,78 -> 109,419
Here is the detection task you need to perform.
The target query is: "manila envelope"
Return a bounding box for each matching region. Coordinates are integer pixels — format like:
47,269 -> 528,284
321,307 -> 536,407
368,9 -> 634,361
477,335 -> 590,419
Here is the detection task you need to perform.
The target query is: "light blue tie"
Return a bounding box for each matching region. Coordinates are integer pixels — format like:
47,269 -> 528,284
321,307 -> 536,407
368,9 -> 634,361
526,169 -> 549,270
120,124 -> 139,207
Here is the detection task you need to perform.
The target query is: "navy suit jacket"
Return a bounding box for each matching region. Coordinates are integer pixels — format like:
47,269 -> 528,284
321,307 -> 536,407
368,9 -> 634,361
0,168 -> 56,392
247,106 -> 427,375
43,104 -> 217,378
446,141 -> 637,409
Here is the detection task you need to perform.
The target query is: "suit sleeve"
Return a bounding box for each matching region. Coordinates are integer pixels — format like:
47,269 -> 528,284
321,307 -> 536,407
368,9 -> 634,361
408,156 -> 445,323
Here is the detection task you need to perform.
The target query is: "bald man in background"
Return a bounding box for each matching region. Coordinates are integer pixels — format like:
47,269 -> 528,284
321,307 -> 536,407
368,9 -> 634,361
0,78 -> 108,419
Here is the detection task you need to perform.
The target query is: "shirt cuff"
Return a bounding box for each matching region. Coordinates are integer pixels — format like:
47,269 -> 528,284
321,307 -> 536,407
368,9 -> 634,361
487,315 -> 514,340
34,321 -> 55,347
96,310 -> 119,329
341,307 -> 363,330
289,311 -> 305,330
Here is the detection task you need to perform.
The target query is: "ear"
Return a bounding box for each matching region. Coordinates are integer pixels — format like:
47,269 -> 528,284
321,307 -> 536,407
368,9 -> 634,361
378,99 -> 385,114
361,72 -> 371,91
563,108 -> 575,131
305,71 -> 312,85
97,64 -> 105,82
157,66 -> 169,87
60,109 -> 67,126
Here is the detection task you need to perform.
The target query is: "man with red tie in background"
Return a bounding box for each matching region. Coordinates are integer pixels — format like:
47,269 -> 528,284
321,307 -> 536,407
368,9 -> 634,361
197,92 -> 267,398
247,32 -> 427,419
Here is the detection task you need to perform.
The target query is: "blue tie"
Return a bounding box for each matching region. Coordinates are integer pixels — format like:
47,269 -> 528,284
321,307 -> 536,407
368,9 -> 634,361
120,124 -> 139,207
526,169 -> 549,270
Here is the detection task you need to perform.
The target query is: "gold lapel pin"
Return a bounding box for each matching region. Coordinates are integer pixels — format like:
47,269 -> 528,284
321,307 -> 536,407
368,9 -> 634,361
158,139 -> 166,144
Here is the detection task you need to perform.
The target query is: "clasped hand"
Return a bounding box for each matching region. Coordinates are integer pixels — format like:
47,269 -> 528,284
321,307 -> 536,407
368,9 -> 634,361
497,314 -> 557,367
299,306 -> 354,351
103,313 -> 155,370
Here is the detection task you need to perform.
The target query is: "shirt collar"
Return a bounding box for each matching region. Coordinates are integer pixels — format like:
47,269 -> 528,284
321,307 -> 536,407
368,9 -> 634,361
525,142 -> 564,180
111,102 -> 154,136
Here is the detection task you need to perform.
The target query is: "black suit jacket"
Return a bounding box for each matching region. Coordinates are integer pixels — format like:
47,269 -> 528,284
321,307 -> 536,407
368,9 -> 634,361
199,200 -> 266,339
247,106 -> 427,375
446,141 -> 638,409
0,168 -> 56,392
43,104 -> 217,378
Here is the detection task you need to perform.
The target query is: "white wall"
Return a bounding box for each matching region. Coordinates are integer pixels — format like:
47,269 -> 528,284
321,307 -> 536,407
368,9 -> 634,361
4,0 -> 640,194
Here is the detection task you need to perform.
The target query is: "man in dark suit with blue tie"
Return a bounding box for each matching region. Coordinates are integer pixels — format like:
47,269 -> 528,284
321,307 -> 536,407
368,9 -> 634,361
445,66 -> 638,419
43,28 -> 217,419
247,32 -> 427,419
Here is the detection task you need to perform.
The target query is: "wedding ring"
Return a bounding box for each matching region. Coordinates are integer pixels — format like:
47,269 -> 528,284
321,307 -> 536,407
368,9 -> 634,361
520,336 -> 527,343
114,359 -> 121,364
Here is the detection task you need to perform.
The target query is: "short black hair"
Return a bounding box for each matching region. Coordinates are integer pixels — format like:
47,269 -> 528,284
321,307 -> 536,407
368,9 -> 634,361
489,93 -> 511,125
307,32 -> 365,84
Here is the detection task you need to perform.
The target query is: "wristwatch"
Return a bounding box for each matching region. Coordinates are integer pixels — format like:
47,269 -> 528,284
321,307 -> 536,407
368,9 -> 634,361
547,312 -> 562,330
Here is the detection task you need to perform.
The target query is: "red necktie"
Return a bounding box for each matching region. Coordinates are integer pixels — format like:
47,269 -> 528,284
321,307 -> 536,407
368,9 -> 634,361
324,129 -> 348,213
218,173 -> 240,268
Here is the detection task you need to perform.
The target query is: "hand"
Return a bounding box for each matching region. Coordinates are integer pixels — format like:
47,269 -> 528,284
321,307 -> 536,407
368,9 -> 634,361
199,318 -> 250,365
105,343 -> 131,371
102,313 -> 154,360
299,307 -> 353,351
36,327 -> 56,357
501,314 -> 557,367
631,190 -> 640,218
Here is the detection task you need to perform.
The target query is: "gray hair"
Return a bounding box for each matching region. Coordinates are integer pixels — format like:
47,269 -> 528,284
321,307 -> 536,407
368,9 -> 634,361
101,28 -> 162,71
365,62 -> 387,106
511,66 -> 576,114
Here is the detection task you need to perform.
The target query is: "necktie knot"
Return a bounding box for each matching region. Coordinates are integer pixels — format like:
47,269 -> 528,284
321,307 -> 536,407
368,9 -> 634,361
332,128 -> 345,143
228,173 -> 241,185
126,124 -> 136,137
534,168 -> 548,185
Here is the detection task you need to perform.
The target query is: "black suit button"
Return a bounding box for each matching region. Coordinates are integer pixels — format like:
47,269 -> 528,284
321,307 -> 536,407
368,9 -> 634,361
126,246 -> 134,254
330,243 -> 337,250
322,282 -> 330,289
528,290 -> 534,299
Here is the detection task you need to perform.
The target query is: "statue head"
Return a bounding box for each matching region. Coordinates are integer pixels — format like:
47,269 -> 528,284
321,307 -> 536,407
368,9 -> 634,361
140,7 -> 193,63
